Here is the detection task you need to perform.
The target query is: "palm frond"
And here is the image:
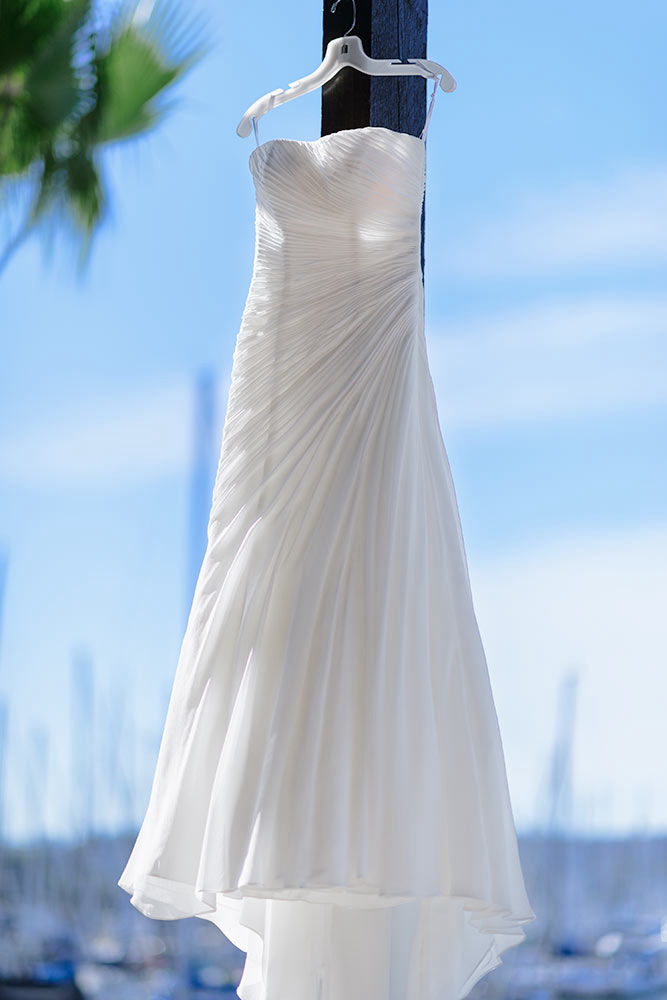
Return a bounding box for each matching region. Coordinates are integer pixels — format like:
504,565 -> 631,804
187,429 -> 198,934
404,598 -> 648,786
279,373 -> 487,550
0,0 -> 213,276
87,0 -> 212,145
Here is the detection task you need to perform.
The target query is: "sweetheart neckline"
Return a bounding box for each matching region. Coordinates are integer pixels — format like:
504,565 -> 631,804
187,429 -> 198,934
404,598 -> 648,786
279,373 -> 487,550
248,125 -> 426,171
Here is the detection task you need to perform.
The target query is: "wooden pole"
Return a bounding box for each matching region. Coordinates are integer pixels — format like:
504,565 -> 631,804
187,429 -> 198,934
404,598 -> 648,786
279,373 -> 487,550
322,0 -> 429,275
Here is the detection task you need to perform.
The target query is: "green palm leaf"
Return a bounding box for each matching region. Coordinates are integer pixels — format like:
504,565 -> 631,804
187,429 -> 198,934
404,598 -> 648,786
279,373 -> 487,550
0,0 -> 212,275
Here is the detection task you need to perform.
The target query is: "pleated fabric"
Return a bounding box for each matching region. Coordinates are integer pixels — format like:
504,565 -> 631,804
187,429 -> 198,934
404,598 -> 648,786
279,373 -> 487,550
117,126 -> 536,1000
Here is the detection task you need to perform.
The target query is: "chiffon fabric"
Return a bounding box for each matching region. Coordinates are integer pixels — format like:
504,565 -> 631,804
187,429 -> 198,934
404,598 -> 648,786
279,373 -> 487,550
118,98 -> 536,1000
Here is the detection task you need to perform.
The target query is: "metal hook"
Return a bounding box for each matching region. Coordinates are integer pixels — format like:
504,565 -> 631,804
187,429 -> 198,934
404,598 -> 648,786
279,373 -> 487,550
330,0 -> 356,37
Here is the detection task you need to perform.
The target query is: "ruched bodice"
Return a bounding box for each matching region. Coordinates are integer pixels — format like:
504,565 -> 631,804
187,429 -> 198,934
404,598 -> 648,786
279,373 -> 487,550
118,118 -> 536,1000
249,127 -> 426,252
246,127 -> 427,359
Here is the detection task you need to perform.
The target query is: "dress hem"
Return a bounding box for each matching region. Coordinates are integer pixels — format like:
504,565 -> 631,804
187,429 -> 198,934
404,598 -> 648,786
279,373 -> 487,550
118,869 -> 535,929
118,870 -> 535,1000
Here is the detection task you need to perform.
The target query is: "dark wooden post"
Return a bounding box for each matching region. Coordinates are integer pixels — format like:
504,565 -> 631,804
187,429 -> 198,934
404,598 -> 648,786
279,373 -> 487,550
322,0 -> 429,276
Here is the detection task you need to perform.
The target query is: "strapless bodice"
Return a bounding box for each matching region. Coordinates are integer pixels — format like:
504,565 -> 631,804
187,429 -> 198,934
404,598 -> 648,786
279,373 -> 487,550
248,126 -> 426,260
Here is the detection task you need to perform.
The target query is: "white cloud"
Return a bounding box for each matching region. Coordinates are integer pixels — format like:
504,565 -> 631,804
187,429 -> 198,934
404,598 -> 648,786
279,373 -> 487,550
0,370 -> 231,488
468,521 -> 667,834
426,293 -> 667,430
439,161 -> 667,279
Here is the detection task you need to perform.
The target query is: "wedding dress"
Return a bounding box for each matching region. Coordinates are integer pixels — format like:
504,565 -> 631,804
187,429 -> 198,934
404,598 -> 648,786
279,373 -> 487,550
117,79 -> 536,1000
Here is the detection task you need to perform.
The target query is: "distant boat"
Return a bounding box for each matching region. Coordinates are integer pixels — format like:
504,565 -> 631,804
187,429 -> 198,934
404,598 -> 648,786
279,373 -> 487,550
0,979 -> 84,1000
554,925 -> 667,998
555,956 -> 667,997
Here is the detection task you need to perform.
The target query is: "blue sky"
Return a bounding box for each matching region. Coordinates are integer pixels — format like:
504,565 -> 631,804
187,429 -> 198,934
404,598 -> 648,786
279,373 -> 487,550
1,0 -> 666,842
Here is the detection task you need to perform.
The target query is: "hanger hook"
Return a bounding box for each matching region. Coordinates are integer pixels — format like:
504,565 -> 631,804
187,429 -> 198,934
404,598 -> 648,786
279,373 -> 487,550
330,0 -> 356,37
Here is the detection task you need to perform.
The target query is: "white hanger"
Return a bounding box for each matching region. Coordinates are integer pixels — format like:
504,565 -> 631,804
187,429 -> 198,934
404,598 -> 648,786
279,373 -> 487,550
237,26 -> 456,139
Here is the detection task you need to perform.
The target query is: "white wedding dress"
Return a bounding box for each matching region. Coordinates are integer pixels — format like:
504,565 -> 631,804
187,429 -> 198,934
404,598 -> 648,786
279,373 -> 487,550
118,81 -> 536,1000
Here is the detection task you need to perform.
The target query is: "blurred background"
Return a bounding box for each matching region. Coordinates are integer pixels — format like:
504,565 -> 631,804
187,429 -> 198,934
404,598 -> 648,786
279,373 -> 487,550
1,0 -> 666,996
